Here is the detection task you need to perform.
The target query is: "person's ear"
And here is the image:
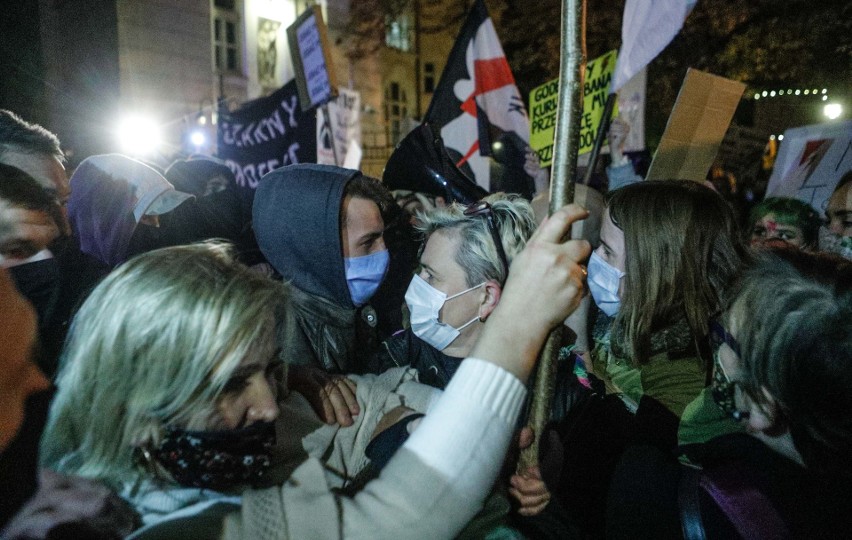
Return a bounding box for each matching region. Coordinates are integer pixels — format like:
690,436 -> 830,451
478,279 -> 502,321
744,386 -> 785,436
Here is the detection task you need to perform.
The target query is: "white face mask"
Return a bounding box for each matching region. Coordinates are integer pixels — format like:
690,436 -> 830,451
587,251 -> 625,317
404,274 -> 484,351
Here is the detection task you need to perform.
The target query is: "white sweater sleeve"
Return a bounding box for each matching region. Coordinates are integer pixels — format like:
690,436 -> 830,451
230,358 -> 528,540
402,357 -> 527,493
341,358 -> 527,539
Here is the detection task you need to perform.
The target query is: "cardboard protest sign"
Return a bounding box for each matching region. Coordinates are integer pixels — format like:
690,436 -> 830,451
766,120 -> 852,213
217,79 -> 317,213
317,87 -> 361,167
529,50 -> 619,167
646,69 -> 745,182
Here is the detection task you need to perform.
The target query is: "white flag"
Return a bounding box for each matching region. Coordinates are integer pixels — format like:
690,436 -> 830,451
611,0 -> 697,93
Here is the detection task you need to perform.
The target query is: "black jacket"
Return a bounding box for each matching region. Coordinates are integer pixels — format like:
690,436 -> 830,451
366,328 -> 463,389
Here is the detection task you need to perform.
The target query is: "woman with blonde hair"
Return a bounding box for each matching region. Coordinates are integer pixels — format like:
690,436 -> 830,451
367,193 -> 537,388
40,203 -> 591,539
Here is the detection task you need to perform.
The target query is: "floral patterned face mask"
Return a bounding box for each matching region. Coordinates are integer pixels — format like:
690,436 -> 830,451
144,420 -> 276,491
819,226 -> 852,261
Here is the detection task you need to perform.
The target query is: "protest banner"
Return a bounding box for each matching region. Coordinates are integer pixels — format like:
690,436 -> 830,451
317,87 -> 362,167
529,50 -> 618,167
217,79 -> 317,214
287,5 -> 338,111
645,69 -> 745,182
766,120 -> 852,212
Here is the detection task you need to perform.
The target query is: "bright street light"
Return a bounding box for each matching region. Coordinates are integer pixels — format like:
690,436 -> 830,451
190,130 -> 206,147
117,115 -> 162,155
824,103 -> 843,120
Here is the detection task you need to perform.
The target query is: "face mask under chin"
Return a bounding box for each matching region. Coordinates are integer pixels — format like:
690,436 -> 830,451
138,420 -> 277,492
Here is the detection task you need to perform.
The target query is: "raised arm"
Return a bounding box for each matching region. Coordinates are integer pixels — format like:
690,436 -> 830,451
229,205 -> 591,540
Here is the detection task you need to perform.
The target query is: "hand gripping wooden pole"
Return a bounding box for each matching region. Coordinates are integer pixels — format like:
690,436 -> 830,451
517,0 -> 587,473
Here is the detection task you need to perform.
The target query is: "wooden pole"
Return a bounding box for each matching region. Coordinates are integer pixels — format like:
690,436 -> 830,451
518,0 -> 586,472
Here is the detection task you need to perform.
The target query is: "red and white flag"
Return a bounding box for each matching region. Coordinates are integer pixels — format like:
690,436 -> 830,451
424,0 -> 533,197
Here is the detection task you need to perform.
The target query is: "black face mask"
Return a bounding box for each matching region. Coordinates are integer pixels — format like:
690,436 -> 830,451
148,421 -> 276,492
0,387 -> 55,528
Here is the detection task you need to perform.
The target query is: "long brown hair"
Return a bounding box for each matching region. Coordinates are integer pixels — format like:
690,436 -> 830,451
607,180 -> 745,365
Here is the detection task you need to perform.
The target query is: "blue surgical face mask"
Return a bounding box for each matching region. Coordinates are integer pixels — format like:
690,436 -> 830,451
345,250 -> 390,307
587,251 -> 625,317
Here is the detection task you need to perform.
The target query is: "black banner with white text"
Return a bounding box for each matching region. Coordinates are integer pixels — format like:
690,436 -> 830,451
217,80 -> 317,213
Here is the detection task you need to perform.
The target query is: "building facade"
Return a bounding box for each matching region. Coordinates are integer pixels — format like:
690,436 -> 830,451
33,0 -> 460,174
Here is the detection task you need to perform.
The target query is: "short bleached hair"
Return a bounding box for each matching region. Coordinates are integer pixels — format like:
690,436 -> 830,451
40,242 -> 289,485
416,193 -> 537,286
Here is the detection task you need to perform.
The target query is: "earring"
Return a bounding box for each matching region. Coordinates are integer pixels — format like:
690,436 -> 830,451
132,445 -> 157,474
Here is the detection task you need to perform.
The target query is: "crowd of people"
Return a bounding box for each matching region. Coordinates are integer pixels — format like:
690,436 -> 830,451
1,106 -> 850,540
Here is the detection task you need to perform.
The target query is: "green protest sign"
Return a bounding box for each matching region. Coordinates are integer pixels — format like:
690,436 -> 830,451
529,49 -> 619,166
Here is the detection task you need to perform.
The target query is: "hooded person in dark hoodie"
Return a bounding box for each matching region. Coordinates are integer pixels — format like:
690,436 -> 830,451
162,157 -> 264,266
253,164 -> 391,374
68,154 -> 194,273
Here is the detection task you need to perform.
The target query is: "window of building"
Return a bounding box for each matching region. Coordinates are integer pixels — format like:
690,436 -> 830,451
423,62 -> 435,93
385,13 -> 411,52
385,82 -> 408,145
213,2 -> 241,73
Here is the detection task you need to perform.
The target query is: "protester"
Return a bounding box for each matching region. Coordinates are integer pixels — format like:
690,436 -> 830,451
513,180 -> 747,536
161,157 -> 262,265
0,269 -> 139,538
253,164 -> 394,374
67,153 -> 194,271
164,157 -> 234,198
821,170 -> 852,259
0,110 -> 69,231
605,117 -> 643,191
367,191 -> 422,341
0,163 -> 77,377
0,164 -> 61,266
391,189 -> 442,225
747,196 -> 820,250
0,112 -> 88,377
589,180 -> 744,425
606,248 -> 852,538
366,193 -> 537,388
39,204 -> 590,539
